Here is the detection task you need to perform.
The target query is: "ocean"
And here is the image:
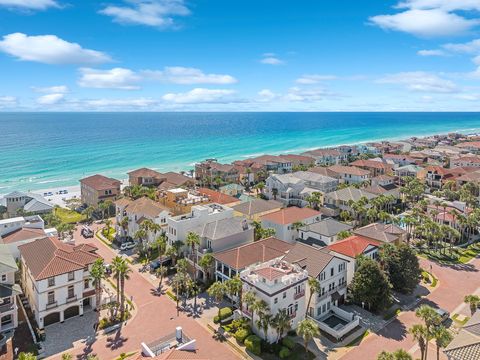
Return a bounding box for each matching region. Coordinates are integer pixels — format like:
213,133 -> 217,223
1,112 -> 480,193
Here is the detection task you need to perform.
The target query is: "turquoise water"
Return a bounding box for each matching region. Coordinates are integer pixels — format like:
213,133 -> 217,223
1,112 -> 480,192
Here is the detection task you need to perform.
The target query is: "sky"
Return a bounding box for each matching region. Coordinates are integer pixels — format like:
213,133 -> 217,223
1,0 -> 480,111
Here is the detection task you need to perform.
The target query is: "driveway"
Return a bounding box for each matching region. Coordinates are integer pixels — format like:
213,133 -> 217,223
47,223 -> 240,360
340,256 -> 480,360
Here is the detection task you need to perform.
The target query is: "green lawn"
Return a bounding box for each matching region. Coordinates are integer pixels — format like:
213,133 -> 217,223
418,242 -> 480,265
54,207 -> 85,224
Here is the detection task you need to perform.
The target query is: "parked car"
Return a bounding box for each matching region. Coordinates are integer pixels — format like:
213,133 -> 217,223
120,241 -> 135,251
149,259 -> 161,272
81,226 -> 94,238
434,308 -> 450,323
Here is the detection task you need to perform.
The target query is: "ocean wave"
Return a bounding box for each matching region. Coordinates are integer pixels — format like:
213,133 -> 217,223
36,178 -> 72,185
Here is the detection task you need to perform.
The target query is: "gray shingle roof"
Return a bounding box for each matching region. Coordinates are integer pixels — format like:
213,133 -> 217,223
192,216 -> 250,241
444,311 -> 480,360
301,218 -> 352,237
282,242 -> 335,278
325,188 -> 377,202
232,199 -> 283,216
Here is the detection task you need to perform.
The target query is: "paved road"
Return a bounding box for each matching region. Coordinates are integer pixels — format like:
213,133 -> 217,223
48,224 -> 240,360
340,256 -> 480,360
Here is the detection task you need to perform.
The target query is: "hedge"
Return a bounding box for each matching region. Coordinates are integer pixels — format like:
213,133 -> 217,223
219,307 -> 233,320
245,335 -> 261,356
282,337 -> 295,350
279,346 -> 291,359
234,328 -> 251,343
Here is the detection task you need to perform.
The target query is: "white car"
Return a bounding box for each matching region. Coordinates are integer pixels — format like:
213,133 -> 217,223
120,242 -> 135,251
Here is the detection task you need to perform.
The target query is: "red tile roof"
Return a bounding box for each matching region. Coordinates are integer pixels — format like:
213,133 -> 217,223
197,188 -> 239,205
1,227 -> 45,244
19,237 -> 100,280
253,267 -> 288,281
328,165 -> 370,176
128,167 -> 163,178
327,235 -> 381,258
260,206 -> 321,225
213,237 -> 292,270
80,174 -> 121,191
350,159 -> 392,170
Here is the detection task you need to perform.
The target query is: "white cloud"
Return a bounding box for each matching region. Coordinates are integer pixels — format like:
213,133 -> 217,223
296,74 -> 337,84
36,93 -> 64,105
0,0 -> 59,10
78,68 -> 141,90
370,9 -> 479,37
443,39 -> 480,53
82,98 -> 157,108
0,96 -> 17,107
378,71 -> 458,93
257,89 -> 278,102
0,33 -> 111,65
162,88 -> 238,104
32,85 -> 68,93
260,56 -> 284,65
142,66 -> 237,84
284,87 -> 330,102
454,93 -> 480,101
100,0 -> 190,28
417,49 -> 447,56
397,0 -> 480,12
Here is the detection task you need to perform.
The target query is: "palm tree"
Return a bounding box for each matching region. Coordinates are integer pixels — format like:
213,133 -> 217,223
251,299 -> 269,328
377,350 -> 412,360
433,325 -> 453,360
409,324 -> 428,360
305,277 -> 321,317
61,354 -> 73,360
464,294 -> 480,315
297,318 -> 320,358
415,305 -> 441,360
82,205 -> 96,222
153,233 -> 167,259
207,281 -> 227,321
117,259 -> 132,320
98,201 -> 109,220
156,265 -> 168,291
256,312 -> 273,342
103,218 -> 112,238
242,290 -> 257,322
186,231 -> 201,281
112,256 -> 124,303
172,272 -> 186,315
198,253 -> 214,282
292,221 -> 305,235
272,309 -> 291,343
225,276 -> 243,308
90,258 -> 106,312
119,216 -> 129,237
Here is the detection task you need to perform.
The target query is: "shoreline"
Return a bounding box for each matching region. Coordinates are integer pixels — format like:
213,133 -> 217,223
0,127 -> 480,198
2,127 -> 479,200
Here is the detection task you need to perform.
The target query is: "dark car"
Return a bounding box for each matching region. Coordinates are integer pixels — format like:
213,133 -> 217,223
149,259 -> 161,272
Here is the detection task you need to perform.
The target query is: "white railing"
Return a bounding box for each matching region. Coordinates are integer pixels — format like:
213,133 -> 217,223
309,306 -> 360,340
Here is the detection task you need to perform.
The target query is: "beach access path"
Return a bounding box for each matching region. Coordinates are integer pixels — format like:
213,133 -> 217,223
47,223 -> 240,360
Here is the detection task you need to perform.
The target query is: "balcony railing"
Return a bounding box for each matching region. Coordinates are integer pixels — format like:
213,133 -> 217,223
0,302 -> 14,313
66,295 -> 77,303
294,290 -> 305,300
318,283 -> 346,301
45,301 -> 57,310
289,312 -> 296,319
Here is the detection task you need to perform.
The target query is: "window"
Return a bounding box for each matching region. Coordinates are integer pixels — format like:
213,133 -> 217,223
274,298 -> 278,304
1,315 -> 12,326
68,272 -> 75,281
48,277 -> 55,287
84,279 -> 89,289
68,285 -> 74,299
283,292 -> 286,299
47,291 -> 55,305
330,267 -> 334,276
1,275 -> 6,282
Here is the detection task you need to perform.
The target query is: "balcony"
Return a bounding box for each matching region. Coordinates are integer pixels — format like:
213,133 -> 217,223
0,302 -> 14,313
45,301 -> 57,310
289,311 -> 296,319
66,295 -> 77,303
294,290 -> 305,300
318,283 -> 346,301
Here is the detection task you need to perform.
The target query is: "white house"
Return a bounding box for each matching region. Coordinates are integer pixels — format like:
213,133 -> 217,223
166,203 -> 234,246
1,191 -> 53,217
240,259 -> 308,343
265,171 -> 338,207
19,237 -> 100,328
115,196 -> 170,243
260,207 -> 321,243
0,245 -> 21,333
298,218 -> 353,247
327,165 -> 371,185
283,243 -> 359,340
301,149 -> 347,166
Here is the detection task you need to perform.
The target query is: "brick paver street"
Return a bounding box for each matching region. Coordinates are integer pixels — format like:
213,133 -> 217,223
340,256 -> 480,360
47,223 -> 240,360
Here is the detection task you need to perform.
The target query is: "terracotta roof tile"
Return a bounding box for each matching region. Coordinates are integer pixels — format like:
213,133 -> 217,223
80,174 -> 121,191
260,206 -> 321,225
328,165 -> 370,176
327,235 -> 381,258
1,227 -> 45,244
197,188 -> 239,205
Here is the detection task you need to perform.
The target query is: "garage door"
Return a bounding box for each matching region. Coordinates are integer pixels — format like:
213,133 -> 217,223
64,305 -> 79,320
44,312 -> 60,326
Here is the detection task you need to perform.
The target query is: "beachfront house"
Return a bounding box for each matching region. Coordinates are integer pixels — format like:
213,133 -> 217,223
301,149 -> 347,166
19,237 -> 100,328
195,159 -> 239,187
80,174 -> 121,207
1,191 -> 53,217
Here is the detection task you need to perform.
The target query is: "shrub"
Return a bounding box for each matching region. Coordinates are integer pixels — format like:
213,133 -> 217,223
282,336 -> 295,350
287,329 -> 297,337
234,328 -> 251,343
98,318 -> 110,329
245,335 -> 262,356
279,346 -> 291,359
231,317 -> 249,332
219,307 -> 233,320
213,316 -> 220,324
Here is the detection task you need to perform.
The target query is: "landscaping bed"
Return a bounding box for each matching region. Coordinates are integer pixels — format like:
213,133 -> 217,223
54,207 -> 86,224
417,242 -> 480,265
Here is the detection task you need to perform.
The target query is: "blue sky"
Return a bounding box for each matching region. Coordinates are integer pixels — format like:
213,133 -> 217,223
0,0 -> 480,111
